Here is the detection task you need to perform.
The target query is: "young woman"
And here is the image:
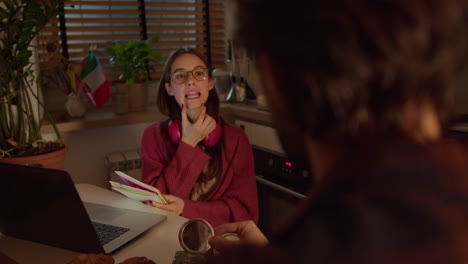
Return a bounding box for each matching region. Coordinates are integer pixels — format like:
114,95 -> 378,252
140,48 -> 258,227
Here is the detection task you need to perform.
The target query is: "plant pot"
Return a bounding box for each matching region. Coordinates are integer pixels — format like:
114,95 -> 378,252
113,93 -> 129,115
128,83 -> 148,112
114,82 -> 128,94
0,147 -> 67,170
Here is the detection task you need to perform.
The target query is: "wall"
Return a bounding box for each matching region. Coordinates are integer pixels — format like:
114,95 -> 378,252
50,122 -> 152,189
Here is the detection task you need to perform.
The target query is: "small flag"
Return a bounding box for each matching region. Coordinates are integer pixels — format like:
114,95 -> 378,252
78,50 -> 112,108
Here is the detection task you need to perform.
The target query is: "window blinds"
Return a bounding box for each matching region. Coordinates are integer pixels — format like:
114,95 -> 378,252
38,0 -> 227,84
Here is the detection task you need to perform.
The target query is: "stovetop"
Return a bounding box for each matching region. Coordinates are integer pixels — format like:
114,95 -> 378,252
253,147 -> 313,195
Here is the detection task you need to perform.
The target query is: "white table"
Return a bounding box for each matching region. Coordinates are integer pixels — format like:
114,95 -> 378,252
0,184 -> 187,264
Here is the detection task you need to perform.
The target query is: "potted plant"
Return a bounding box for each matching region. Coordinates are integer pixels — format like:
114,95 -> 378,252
106,38 -> 161,112
0,0 -> 65,169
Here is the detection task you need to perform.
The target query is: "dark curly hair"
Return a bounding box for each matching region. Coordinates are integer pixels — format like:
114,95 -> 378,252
233,0 -> 468,142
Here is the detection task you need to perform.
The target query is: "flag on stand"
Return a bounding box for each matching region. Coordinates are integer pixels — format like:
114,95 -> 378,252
78,50 -> 112,108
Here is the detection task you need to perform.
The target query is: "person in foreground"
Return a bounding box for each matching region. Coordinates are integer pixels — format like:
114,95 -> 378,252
140,48 -> 258,227
207,0 -> 468,263
67,254 -> 154,264
0,251 -> 155,264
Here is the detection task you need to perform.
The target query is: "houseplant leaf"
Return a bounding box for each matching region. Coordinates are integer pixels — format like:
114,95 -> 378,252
106,38 -> 161,86
0,0 -> 63,158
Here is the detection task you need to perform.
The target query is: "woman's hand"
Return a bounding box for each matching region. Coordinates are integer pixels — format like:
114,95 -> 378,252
208,220 -> 269,252
147,195 -> 185,215
181,104 -> 216,147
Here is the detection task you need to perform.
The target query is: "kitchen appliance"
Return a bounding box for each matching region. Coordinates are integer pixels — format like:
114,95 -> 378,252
235,120 -> 313,237
253,146 -> 312,196
234,120 -> 313,193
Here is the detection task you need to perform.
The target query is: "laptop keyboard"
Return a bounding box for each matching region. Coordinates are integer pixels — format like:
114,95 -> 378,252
92,222 -> 130,245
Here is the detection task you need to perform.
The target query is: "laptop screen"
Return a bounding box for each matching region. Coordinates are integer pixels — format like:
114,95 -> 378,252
0,163 -> 104,253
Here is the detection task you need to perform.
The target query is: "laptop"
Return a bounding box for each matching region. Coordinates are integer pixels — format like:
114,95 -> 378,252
0,162 -> 167,254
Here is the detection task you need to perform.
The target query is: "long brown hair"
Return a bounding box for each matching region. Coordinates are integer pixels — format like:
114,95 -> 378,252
156,48 -> 222,183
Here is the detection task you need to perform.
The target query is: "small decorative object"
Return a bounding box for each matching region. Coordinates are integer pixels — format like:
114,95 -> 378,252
256,95 -> 269,110
235,78 -> 246,102
40,41 -> 73,111
76,47 -> 113,108
65,93 -> 87,117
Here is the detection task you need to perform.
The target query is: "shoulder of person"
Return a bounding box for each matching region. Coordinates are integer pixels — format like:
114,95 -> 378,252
145,120 -> 170,131
222,119 -> 245,133
142,122 -> 169,140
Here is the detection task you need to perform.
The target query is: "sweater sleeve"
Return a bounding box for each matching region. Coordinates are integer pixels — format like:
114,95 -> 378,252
182,127 -> 259,227
141,124 -> 211,198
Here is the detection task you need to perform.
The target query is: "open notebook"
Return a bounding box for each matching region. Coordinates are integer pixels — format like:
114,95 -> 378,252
0,162 -> 166,254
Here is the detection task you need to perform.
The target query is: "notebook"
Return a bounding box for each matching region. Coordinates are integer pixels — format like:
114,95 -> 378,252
0,162 -> 167,254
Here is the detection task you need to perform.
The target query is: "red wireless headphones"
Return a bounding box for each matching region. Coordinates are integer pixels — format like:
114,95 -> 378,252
168,117 -> 222,147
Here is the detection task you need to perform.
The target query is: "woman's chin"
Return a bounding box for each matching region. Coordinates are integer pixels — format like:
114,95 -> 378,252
185,102 -> 203,110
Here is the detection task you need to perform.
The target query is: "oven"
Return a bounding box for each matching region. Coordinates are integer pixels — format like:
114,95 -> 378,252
235,120 -> 313,237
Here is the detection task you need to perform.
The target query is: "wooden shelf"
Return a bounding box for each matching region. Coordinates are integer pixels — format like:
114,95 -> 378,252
41,102 -> 272,134
41,106 -> 164,134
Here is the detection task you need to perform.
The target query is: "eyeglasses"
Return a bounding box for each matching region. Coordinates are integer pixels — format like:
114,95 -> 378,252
169,68 -> 210,84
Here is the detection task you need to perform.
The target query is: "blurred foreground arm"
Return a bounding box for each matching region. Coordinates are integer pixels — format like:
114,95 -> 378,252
0,251 -> 19,264
68,254 -> 155,264
67,254 -> 114,264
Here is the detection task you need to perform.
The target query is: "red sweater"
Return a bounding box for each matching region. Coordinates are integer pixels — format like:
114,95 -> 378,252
141,121 -> 259,227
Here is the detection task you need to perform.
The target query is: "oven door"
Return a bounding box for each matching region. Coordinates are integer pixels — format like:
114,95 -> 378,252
256,175 -> 307,237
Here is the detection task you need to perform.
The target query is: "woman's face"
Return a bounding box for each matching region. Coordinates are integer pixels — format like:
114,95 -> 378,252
164,53 -> 214,110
